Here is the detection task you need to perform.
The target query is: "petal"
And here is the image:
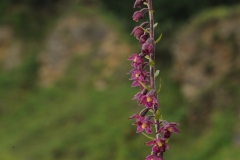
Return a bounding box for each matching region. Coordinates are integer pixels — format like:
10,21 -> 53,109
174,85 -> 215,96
127,54 -> 138,60
129,114 -> 140,119
165,143 -> 170,149
146,102 -> 153,108
169,122 -> 179,126
136,125 -> 143,133
172,126 -> 180,133
140,96 -> 147,104
145,140 -> 156,146
158,126 -> 165,133
131,80 -> 139,87
145,155 -> 153,160
145,126 -> 152,134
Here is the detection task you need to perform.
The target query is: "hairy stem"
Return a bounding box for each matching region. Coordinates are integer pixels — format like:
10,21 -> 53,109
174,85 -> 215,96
147,0 -> 163,158
147,0 -> 155,90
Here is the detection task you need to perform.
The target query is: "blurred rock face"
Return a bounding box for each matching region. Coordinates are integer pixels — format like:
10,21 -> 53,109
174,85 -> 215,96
0,26 -> 22,70
39,13 -> 132,87
171,7 -> 240,101
172,7 -> 240,146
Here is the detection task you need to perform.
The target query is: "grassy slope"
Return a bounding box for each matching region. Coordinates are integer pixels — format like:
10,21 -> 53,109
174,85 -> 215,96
0,67 -> 185,160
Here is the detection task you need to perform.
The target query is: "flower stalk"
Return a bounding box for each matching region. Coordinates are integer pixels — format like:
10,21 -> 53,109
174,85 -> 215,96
128,0 -> 180,160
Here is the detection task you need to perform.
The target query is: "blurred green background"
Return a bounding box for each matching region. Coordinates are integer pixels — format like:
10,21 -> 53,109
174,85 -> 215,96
0,0 -> 240,159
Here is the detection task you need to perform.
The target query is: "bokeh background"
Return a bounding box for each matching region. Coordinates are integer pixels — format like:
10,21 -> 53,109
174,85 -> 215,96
0,0 -> 240,159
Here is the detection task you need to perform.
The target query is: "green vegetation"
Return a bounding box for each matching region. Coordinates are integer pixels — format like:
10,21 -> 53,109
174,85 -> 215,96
0,60 -> 185,160
0,1 -> 239,160
1,56 -> 239,159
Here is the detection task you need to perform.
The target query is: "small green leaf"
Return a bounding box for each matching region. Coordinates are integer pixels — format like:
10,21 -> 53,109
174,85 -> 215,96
160,114 -> 163,121
142,132 -> 155,140
145,55 -> 150,60
153,23 -> 158,28
140,26 -> 150,34
155,109 -> 161,120
157,78 -> 162,94
139,81 -> 151,90
150,60 -> 155,67
154,70 -> 160,78
145,55 -> 155,66
149,109 -> 154,113
155,34 -> 163,44
166,138 -> 169,143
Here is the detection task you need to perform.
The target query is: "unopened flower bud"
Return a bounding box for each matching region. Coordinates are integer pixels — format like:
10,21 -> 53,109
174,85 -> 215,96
140,108 -> 150,117
134,0 -> 144,8
139,34 -> 149,45
132,8 -> 149,22
133,11 -> 144,22
142,39 -> 154,54
131,26 -> 144,40
140,21 -> 150,28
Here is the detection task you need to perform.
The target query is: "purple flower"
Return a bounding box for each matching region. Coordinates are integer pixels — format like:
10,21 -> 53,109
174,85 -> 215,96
129,114 -> 154,134
132,89 -> 147,104
133,91 -> 144,101
146,138 -> 169,152
142,39 -> 154,55
158,122 -> 179,138
145,154 -> 163,160
131,26 -> 144,40
134,0 -> 144,8
130,68 -> 148,81
128,66 -> 150,89
127,53 -> 144,68
140,90 -> 158,108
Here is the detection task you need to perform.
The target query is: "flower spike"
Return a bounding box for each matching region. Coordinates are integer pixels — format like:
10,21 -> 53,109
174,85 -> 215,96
127,0 -> 179,159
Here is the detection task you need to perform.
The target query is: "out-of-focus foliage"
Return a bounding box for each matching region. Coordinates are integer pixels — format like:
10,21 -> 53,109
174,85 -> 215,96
100,0 -> 240,67
0,1 -> 240,160
0,0 -> 66,39
100,0 -> 239,30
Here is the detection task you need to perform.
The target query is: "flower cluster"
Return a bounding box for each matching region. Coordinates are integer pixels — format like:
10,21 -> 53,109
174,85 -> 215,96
128,0 -> 179,160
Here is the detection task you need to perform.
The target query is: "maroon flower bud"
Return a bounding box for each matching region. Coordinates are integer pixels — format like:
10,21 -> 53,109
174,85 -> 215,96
132,8 -> 149,22
133,11 -> 144,22
140,21 -> 150,28
140,108 -> 150,117
131,26 -> 144,40
134,0 -> 144,8
142,38 -> 154,55
139,34 -> 149,45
